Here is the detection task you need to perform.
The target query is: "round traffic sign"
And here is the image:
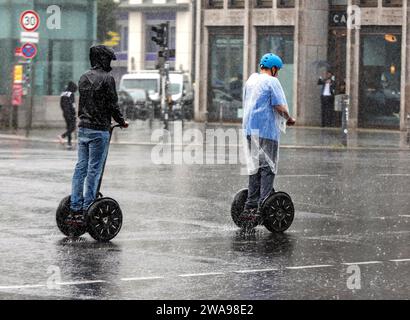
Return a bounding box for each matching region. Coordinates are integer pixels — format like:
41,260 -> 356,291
20,10 -> 40,32
21,43 -> 37,59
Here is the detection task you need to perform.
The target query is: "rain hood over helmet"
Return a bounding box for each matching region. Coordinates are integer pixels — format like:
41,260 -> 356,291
260,53 -> 283,70
89,45 -> 117,72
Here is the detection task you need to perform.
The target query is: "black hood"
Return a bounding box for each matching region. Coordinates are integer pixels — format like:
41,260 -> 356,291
89,45 -> 117,72
66,81 -> 77,93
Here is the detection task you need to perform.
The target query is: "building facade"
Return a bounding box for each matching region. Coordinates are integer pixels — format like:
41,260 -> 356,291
0,0 -> 97,128
117,0 -> 195,76
195,0 -> 409,130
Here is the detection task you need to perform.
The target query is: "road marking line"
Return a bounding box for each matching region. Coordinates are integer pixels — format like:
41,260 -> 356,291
234,268 -> 279,274
0,284 -> 45,290
286,264 -> 333,270
178,272 -> 225,278
399,215 -> 410,218
342,261 -> 382,266
390,259 -> 410,263
278,175 -> 329,178
378,174 -> 410,177
121,276 -> 164,282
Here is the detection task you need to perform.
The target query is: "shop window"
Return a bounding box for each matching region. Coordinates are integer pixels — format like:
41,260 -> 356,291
228,0 -> 245,9
358,0 -> 378,7
382,0 -> 402,7
277,0 -> 295,8
208,29 -> 244,122
205,0 -> 224,9
359,28 -> 401,129
255,0 -> 272,8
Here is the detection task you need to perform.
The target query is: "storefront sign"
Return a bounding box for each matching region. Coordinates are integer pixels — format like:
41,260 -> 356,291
13,65 -> 23,84
330,11 -> 347,27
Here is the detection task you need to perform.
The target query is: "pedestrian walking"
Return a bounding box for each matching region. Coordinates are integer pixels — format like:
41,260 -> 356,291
58,81 -> 77,149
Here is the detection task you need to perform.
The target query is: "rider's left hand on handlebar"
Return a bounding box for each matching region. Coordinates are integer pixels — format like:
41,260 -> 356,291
122,121 -> 129,128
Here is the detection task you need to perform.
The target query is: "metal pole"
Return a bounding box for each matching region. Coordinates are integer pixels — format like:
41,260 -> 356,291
26,60 -> 34,137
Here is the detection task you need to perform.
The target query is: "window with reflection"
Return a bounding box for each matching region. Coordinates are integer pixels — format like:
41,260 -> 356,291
228,0 -> 245,9
205,0 -> 224,9
359,27 -> 402,129
208,29 -> 244,122
277,0 -> 295,8
255,0 -> 272,8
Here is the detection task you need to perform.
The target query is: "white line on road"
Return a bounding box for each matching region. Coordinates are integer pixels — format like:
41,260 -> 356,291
0,284 -> 45,290
278,175 -> 329,178
286,265 -> 333,270
342,261 -> 383,266
234,268 -> 279,274
399,215 -> 410,218
389,259 -> 410,263
121,276 -> 165,282
178,272 -> 225,278
378,174 -> 410,177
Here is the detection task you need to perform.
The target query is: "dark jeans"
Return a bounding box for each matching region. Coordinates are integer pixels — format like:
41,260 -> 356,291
245,137 -> 278,210
70,128 -> 110,212
321,96 -> 335,127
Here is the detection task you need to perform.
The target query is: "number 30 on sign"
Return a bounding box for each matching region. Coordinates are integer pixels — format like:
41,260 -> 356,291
20,10 -> 40,32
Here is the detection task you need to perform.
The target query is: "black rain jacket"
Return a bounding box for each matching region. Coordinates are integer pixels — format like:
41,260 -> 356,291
78,45 -> 125,131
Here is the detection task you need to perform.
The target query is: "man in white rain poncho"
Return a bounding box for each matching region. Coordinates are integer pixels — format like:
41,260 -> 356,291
241,53 -> 296,222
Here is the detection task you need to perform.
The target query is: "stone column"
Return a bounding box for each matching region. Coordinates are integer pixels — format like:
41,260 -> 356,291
345,0 -> 360,129
295,0 -> 329,126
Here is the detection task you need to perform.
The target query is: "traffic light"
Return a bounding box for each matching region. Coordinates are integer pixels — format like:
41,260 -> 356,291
151,23 -> 168,47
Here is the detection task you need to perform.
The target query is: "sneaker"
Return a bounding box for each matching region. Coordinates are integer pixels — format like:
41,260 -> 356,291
240,208 -> 262,225
66,144 -> 73,151
66,210 -> 86,227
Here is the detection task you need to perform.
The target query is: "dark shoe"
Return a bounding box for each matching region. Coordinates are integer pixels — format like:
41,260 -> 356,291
240,208 -> 263,228
66,210 -> 86,227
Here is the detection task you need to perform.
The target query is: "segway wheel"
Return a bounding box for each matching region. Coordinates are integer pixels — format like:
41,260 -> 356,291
262,192 -> 295,233
56,196 -> 87,238
87,198 -> 123,242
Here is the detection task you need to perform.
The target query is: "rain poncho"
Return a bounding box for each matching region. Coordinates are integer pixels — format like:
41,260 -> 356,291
242,73 -> 289,175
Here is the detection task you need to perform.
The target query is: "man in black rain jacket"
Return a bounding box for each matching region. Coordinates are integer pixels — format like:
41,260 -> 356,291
70,45 -> 128,220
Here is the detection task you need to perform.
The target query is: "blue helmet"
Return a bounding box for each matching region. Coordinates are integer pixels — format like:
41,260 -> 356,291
260,53 -> 283,70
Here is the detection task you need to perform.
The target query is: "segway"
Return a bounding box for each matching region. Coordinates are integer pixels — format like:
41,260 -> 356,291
56,124 -> 124,242
231,189 -> 295,232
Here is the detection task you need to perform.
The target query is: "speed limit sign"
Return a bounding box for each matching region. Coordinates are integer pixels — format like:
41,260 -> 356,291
20,10 -> 40,32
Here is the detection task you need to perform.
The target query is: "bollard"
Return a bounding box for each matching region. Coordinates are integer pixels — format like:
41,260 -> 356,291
335,94 -> 349,147
406,114 -> 410,145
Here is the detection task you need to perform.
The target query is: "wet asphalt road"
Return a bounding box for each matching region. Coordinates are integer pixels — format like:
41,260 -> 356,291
0,136 -> 409,300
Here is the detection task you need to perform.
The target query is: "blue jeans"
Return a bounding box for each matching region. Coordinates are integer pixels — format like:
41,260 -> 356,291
70,128 -> 110,212
245,138 -> 278,210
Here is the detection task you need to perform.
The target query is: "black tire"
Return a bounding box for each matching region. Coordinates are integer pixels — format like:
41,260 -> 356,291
262,192 -> 295,233
231,189 -> 258,230
56,196 -> 87,238
87,198 -> 123,242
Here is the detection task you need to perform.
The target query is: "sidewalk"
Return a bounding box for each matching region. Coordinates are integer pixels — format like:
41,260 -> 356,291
0,120 -> 409,150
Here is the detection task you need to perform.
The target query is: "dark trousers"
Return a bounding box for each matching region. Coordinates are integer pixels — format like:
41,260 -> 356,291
321,96 -> 335,127
62,115 -> 76,146
245,137 -> 278,210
